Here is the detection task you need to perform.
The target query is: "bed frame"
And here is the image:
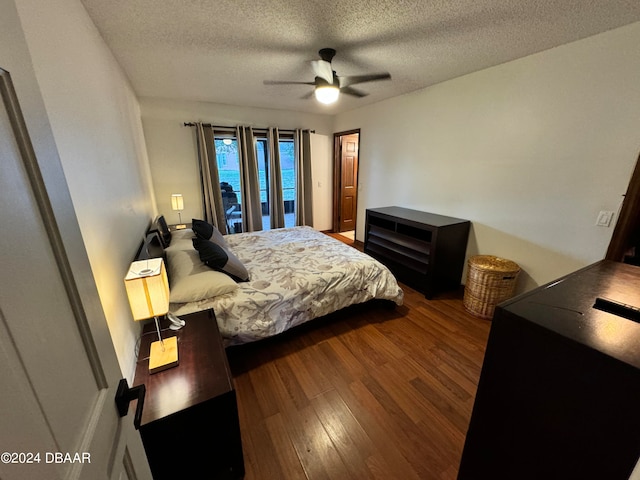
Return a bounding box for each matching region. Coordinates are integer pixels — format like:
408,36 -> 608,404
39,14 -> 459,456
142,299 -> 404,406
132,214 -> 404,346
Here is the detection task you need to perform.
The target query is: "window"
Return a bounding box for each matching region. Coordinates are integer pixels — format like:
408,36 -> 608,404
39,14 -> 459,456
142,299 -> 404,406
279,138 -> 295,227
255,138 -> 270,227
215,136 -> 242,233
214,132 -> 295,233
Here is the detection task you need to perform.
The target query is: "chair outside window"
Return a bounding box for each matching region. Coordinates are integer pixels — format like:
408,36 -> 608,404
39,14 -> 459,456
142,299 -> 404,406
221,182 -> 242,233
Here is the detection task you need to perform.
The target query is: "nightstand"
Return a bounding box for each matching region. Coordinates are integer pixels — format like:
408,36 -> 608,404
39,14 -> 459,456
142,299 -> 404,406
133,309 -> 244,479
168,222 -> 192,231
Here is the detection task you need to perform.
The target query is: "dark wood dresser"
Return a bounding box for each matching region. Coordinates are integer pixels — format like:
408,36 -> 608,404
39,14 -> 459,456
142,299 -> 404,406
133,309 -> 244,479
364,206 -> 470,298
458,260 -> 640,479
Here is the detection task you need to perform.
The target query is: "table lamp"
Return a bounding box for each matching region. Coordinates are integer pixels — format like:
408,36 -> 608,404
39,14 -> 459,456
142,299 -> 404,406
125,258 -> 178,374
171,193 -> 186,229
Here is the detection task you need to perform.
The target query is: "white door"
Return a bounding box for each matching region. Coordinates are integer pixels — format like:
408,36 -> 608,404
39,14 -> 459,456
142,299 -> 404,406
0,69 -> 152,479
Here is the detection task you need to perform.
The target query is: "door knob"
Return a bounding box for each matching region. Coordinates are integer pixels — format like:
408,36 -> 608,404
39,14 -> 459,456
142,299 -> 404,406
115,378 -> 146,429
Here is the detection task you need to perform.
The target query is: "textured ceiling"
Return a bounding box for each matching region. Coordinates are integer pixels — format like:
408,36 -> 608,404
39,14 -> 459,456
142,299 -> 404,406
80,0 -> 640,116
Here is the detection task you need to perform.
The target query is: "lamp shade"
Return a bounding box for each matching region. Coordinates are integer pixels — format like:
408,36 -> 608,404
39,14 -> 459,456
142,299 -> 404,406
124,258 -> 170,321
171,194 -> 184,211
315,85 -> 340,105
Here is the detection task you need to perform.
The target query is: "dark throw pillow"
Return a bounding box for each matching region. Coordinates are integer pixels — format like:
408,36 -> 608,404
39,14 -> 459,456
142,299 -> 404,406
192,218 -> 228,249
192,237 -> 249,282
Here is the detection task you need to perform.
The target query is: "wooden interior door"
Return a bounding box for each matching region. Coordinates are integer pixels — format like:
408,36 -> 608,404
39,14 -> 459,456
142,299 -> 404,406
0,68 -> 151,480
335,132 -> 360,233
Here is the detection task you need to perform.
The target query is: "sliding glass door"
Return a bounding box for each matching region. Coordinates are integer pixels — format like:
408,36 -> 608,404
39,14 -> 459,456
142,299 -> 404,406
255,138 -> 270,228
214,132 -> 295,232
215,136 -> 243,233
279,138 -> 295,228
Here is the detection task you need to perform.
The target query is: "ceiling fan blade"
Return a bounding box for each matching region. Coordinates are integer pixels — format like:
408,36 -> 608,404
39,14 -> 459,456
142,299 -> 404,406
340,86 -> 368,98
311,60 -> 334,84
301,90 -> 315,100
264,80 -> 315,85
339,73 -> 391,88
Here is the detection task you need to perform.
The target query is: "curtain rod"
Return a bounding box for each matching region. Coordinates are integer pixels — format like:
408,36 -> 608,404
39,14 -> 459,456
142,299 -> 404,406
183,122 -> 315,134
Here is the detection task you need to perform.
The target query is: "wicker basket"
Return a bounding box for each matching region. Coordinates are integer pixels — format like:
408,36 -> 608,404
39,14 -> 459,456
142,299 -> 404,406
463,255 -> 520,319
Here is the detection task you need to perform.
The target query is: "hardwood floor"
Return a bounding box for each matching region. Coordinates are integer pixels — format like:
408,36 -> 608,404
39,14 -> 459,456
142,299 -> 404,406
226,284 -> 492,479
324,231 -> 363,251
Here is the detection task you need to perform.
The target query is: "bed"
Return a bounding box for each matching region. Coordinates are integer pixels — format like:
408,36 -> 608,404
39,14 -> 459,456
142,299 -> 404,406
141,217 -> 404,346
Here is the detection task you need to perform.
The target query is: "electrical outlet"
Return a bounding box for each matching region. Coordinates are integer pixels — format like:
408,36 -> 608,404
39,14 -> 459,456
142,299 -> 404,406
595,210 -> 614,227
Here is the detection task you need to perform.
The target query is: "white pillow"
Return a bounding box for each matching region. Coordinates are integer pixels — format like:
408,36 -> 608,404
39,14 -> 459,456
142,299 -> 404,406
170,228 -> 195,241
165,235 -> 193,252
165,247 -> 238,303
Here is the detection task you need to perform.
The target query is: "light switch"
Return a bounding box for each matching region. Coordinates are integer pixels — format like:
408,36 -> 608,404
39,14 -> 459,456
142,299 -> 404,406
595,210 -> 614,227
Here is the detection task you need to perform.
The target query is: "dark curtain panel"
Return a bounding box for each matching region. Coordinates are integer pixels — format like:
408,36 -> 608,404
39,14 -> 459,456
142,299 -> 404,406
268,127 -> 285,229
236,126 -> 263,232
195,123 -> 227,233
294,129 -> 314,226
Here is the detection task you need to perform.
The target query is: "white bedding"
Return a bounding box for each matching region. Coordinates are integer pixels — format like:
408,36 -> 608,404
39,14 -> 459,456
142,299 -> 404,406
169,226 -> 404,346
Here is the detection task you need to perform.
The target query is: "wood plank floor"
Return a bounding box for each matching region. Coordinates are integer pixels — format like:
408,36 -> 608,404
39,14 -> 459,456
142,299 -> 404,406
226,282 -> 492,480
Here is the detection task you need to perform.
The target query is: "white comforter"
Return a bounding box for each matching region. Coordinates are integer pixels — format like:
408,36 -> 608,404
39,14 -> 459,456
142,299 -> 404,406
170,226 -> 404,345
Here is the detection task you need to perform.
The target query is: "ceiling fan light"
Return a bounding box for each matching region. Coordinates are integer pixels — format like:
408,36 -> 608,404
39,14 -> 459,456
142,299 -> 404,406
315,85 -> 340,104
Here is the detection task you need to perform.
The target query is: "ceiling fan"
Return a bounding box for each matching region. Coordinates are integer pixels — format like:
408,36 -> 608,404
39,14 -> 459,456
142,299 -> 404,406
264,48 -> 391,105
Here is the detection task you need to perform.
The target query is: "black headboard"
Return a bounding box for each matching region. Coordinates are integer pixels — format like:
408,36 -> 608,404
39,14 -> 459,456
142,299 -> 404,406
149,215 -> 171,248
135,231 -> 165,261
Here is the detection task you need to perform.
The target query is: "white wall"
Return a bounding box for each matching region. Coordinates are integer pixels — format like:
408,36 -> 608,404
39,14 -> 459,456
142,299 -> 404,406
14,0 -> 157,381
310,133 -> 334,230
335,22 -> 640,292
140,97 -> 335,230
